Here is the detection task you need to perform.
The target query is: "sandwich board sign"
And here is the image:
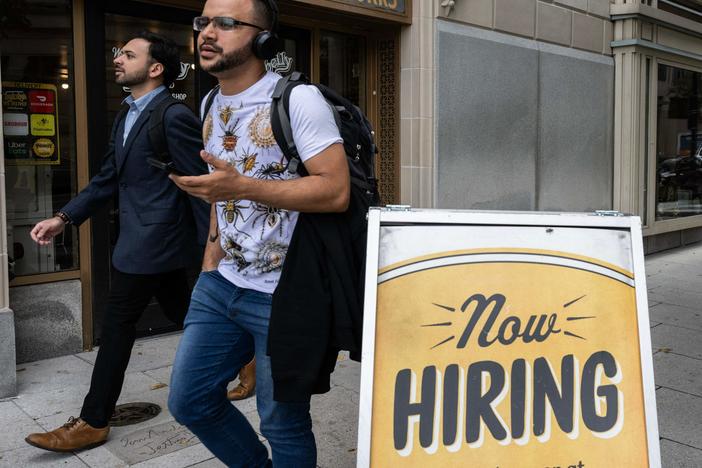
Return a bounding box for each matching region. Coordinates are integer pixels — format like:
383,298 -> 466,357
357,209 -> 661,468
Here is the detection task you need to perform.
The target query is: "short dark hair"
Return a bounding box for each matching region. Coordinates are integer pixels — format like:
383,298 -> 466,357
134,30 -> 181,87
252,0 -> 278,32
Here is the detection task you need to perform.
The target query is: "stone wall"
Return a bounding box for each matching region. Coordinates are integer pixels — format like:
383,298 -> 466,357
435,22 -> 614,212
441,0 -> 613,55
0,66 -> 17,397
398,0 -> 614,208
10,280 -> 82,363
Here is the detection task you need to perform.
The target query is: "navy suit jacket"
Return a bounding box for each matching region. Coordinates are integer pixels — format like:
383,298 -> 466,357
62,89 -> 210,274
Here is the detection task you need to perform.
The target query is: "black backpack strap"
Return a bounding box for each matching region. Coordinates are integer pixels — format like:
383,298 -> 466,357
270,71 -> 310,176
202,84 -> 221,123
148,95 -> 185,162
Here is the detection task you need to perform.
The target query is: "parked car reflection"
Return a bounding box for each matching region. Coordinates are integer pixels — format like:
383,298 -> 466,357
657,153 -> 702,218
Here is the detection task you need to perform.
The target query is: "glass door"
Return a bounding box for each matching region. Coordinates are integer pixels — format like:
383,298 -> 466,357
85,1 -> 209,343
103,13 -> 200,133
319,30 -> 366,110
277,14 -> 398,205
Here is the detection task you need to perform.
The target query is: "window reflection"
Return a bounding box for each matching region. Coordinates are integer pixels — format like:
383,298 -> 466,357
104,13 -> 197,136
269,25 -> 311,77
656,64 -> 702,220
320,30 -> 365,109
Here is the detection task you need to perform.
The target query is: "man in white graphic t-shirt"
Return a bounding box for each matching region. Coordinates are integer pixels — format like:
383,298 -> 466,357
167,0 -> 348,466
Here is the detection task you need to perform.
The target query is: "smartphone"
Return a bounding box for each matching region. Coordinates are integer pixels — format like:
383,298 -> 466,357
147,157 -> 189,176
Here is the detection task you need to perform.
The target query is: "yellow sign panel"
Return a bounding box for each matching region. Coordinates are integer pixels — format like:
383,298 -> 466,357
30,113 -> 55,136
367,246 -> 652,467
2,82 -> 61,165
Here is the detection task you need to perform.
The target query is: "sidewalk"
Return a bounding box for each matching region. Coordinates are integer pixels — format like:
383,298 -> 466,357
1,243 -> 702,467
0,342 -> 360,467
646,243 -> 702,467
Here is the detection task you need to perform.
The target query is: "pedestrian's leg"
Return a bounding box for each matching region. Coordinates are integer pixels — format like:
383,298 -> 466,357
154,268 -> 191,327
236,289 -> 317,468
168,270 -> 268,467
80,269 -> 155,428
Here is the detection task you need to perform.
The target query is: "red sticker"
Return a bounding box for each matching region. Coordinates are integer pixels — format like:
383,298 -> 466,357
28,90 -> 55,113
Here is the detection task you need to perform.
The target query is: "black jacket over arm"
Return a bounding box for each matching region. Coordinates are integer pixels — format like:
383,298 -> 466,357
268,186 -> 369,402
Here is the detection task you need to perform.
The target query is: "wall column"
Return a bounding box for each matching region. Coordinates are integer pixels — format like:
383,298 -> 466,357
612,16 -> 648,218
0,63 -> 18,397
398,0 -> 435,207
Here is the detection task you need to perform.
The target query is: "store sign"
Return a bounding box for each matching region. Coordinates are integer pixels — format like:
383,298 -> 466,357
1,82 -> 61,165
265,52 -> 294,75
336,0 -> 405,14
358,210 -> 661,468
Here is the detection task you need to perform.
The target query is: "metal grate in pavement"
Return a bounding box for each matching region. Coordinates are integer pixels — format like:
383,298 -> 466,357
109,402 -> 161,427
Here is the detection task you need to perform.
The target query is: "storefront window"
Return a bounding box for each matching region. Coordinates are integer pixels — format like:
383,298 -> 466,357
270,25 -> 311,77
1,0 -> 79,277
656,63 -> 702,220
659,0 -> 702,23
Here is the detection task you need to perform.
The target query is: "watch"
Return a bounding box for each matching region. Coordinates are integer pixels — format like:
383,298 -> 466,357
54,211 -> 73,225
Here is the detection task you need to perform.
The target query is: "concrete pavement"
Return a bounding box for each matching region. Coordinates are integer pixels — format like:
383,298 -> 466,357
0,336 -> 360,468
646,243 -> 702,467
1,242 -> 702,467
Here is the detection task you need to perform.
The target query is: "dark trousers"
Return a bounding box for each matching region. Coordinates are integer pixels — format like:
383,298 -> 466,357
80,268 -> 191,428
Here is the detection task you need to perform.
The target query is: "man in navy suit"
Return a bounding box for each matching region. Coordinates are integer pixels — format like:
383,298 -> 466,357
25,31 -> 210,452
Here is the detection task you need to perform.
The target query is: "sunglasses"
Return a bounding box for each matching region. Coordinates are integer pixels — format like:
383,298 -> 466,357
193,16 -> 264,32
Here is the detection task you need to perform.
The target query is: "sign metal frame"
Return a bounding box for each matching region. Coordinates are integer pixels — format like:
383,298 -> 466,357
356,208 -> 661,467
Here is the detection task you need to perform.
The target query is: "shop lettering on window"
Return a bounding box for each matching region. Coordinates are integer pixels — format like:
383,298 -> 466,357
111,46 -> 193,98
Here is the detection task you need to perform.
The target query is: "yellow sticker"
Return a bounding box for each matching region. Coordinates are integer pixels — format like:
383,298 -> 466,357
32,138 -> 56,158
30,114 -> 55,136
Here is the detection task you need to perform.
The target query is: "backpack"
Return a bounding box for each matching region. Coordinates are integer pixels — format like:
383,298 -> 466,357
114,94 -> 185,164
202,72 -> 381,205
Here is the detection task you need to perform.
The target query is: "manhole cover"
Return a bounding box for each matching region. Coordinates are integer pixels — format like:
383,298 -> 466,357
110,402 -> 161,427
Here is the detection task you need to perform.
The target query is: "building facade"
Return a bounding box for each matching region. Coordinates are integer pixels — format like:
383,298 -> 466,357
3,0 -> 702,393
0,0 -> 407,395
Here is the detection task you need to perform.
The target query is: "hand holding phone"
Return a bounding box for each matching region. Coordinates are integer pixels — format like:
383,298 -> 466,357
147,157 -> 188,176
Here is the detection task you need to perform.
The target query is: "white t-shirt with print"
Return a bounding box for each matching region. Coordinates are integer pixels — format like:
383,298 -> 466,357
201,71 -> 342,294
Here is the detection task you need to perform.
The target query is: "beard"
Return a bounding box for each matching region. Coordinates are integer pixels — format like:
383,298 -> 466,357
199,41 -> 254,74
115,67 -> 149,87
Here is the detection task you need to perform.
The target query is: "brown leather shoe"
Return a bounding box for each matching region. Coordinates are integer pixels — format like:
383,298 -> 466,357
25,417 -> 109,452
227,358 -> 256,401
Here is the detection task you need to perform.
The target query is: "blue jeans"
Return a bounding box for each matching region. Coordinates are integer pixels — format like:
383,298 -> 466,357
168,270 -> 316,467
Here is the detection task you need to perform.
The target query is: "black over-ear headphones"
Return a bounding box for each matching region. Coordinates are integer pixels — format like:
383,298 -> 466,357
252,0 -> 279,60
